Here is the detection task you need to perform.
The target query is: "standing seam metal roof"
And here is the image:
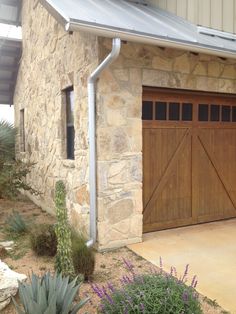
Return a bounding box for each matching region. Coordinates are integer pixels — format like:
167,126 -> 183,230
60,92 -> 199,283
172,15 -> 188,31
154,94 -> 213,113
40,0 -> 236,59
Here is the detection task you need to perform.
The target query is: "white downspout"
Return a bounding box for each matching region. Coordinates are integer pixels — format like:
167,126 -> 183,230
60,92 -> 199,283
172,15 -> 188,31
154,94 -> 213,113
86,38 -> 121,247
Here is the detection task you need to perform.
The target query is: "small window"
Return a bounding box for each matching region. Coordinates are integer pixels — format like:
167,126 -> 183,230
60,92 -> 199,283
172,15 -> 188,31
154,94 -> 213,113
182,103 -> 193,121
142,101 -> 153,120
20,109 -> 25,152
155,102 -> 167,120
232,107 -> 236,122
169,103 -> 180,121
198,104 -> 208,121
210,105 -> 220,121
65,87 -> 75,159
222,106 -> 231,122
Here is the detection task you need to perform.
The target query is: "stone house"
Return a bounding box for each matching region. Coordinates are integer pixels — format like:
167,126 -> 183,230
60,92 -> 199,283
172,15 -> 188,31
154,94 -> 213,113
1,0 -> 236,250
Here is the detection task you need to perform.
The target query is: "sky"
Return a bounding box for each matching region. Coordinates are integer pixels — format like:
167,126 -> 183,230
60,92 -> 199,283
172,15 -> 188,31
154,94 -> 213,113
0,105 -> 14,124
0,23 -> 22,39
0,23 -> 22,124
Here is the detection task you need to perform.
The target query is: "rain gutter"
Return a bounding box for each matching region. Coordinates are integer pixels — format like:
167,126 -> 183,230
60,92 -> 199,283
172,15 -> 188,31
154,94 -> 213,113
65,21 -> 236,60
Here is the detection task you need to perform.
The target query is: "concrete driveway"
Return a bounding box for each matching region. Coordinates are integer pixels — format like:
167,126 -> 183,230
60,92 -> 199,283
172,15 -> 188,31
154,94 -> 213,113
128,219 -> 236,313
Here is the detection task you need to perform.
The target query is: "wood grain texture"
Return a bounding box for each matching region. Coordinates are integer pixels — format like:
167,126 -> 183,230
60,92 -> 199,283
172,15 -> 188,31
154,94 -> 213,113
143,88 -> 236,233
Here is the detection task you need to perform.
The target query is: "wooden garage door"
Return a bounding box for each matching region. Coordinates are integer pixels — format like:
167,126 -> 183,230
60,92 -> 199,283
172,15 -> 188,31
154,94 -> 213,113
143,88 -> 236,233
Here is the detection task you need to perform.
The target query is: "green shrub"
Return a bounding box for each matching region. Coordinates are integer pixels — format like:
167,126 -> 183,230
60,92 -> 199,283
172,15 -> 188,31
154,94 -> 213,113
0,160 -> 38,199
12,272 -> 89,314
0,121 -> 38,199
93,261 -> 202,314
5,211 -> 28,235
71,231 -> 95,281
30,224 -> 57,256
55,181 -> 74,278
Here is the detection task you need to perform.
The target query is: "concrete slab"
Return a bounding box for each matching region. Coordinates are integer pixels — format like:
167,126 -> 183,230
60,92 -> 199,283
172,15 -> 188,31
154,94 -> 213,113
128,219 -> 236,314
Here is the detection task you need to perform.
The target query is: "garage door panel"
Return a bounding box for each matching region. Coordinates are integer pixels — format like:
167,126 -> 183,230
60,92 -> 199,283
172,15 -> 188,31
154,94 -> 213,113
152,149 -> 192,223
143,88 -> 236,232
143,127 -> 188,208
198,129 -> 236,198
143,130 -> 192,229
194,135 -> 235,217
197,130 -> 236,212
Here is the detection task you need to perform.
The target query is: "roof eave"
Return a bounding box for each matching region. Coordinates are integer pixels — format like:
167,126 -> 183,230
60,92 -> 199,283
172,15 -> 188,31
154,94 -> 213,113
66,21 -> 236,60
39,0 -> 70,26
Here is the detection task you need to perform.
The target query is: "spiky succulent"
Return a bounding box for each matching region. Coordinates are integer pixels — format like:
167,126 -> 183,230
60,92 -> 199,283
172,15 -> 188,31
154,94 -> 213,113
55,181 -> 75,278
5,210 -> 28,235
12,272 -> 89,314
0,119 -> 16,163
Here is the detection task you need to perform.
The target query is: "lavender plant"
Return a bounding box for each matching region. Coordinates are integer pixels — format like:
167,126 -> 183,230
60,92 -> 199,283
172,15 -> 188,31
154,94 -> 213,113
92,258 -> 202,314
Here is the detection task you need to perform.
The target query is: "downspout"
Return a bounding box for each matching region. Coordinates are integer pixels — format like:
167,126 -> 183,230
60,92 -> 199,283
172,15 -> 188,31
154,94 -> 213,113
86,38 -> 121,247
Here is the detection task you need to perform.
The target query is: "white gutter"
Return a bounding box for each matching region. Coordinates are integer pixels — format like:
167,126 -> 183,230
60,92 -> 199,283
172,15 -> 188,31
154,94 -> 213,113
65,22 -> 236,60
86,38 -> 121,247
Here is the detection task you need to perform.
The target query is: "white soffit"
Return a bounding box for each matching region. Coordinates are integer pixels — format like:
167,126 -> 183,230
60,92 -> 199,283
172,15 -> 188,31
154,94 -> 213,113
0,0 -> 21,26
0,36 -> 21,105
40,0 -> 236,59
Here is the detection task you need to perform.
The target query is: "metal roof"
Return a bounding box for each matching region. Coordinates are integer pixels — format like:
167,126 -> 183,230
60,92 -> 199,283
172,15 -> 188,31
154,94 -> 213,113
0,0 -> 21,26
0,36 -> 21,104
40,0 -> 236,59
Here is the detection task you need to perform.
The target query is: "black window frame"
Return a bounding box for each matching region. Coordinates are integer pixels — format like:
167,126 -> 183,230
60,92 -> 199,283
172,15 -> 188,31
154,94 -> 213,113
20,108 -> 25,152
65,86 -> 75,160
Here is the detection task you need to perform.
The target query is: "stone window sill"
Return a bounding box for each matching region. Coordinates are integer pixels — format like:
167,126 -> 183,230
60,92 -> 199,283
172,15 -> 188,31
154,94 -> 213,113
62,159 -> 75,168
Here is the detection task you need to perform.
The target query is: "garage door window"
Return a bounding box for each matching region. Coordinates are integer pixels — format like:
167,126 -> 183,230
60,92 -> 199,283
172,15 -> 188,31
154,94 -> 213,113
222,106 -> 231,122
232,107 -> 236,122
143,101 -> 192,121
142,101 -> 153,120
155,102 -> 167,120
182,103 -> 193,121
210,105 -> 220,121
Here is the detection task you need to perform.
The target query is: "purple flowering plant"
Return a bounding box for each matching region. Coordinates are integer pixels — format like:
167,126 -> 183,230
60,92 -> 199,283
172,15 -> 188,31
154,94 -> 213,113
92,258 -> 202,314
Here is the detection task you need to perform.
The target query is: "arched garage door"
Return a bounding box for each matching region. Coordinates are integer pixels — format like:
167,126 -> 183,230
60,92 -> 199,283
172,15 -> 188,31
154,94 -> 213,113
143,88 -> 236,233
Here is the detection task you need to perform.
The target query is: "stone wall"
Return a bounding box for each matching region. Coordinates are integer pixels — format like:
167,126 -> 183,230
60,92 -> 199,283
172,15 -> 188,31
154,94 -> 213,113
14,0 -> 99,233
96,38 -> 236,250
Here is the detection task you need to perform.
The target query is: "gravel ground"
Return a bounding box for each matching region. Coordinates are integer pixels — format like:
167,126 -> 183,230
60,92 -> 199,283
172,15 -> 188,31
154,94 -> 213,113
0,198 -> 229,314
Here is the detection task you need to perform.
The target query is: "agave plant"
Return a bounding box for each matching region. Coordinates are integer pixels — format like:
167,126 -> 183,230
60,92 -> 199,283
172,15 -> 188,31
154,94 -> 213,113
5,211 -> 28,235
12,272 -> 89,314
0,119 -> 16,165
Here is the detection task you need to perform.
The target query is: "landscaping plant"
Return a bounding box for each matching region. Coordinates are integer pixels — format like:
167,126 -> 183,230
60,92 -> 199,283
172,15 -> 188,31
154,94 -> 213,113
55,180 -> 75,278
0,120 -> 38,199
92,259 -> 203,314
71,230 -> 95,281
12,272 -> 89,314
5,210 -> 28,235
0,120 -> 15,163
30,223 -> 57,256
0,160 -> 38,199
